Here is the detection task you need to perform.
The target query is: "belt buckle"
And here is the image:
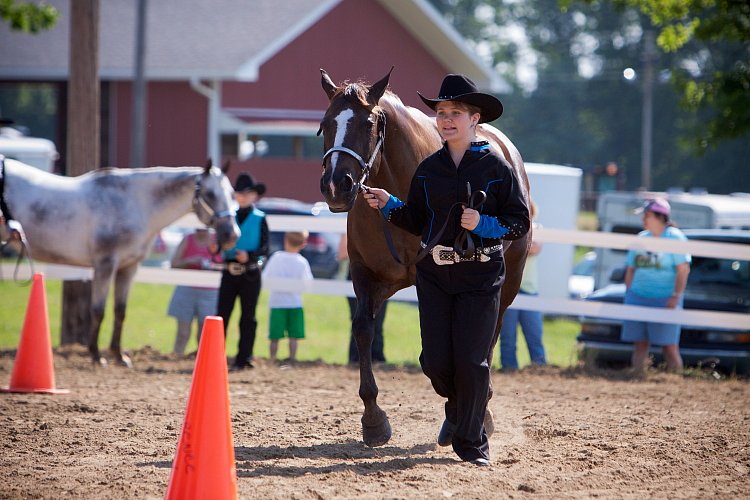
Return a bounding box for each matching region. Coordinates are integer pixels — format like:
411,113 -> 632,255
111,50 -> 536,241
432,244 -> 457,265
227,262 -> 245,275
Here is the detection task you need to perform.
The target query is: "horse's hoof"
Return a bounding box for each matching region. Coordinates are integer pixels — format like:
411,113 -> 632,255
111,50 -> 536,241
484,408 -> 495,438
92,356 -> 108,367
115,354 -> 133,369
362,414 -> 391,447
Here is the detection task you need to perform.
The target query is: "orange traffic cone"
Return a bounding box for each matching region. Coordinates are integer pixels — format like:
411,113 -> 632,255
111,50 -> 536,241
165,316 -> 237,499
1,273 -> 69,394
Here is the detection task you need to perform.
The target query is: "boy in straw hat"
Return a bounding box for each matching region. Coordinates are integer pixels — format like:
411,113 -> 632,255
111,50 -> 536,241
363,74 -> 530,466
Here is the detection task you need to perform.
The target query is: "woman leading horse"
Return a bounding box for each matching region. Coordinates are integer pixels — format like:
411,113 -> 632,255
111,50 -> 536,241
318,69 -> 531,463
362,74 -> 530,466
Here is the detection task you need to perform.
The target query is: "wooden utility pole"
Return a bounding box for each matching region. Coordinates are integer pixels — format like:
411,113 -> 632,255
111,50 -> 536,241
640,30 -> 656,191
60,0 -> 100,345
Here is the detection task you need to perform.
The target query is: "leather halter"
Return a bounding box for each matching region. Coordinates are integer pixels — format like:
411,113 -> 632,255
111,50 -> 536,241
192,174 -> 234,227
320,110 -> 386,190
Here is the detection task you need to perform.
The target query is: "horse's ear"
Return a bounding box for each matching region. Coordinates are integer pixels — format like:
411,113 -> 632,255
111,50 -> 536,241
321,69 -> 337,100
221,160 -> 231,174
204,158 -> 212,173
367,66 -> 393,106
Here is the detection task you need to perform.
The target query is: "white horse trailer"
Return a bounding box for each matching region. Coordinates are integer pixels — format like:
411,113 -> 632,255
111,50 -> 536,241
0,126 -> 58,173
525,163 -> 583,298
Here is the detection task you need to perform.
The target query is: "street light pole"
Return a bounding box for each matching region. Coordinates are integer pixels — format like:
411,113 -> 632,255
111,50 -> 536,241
640,30 -> 656,190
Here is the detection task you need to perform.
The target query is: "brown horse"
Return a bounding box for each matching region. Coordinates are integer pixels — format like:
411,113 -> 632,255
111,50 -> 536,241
318,69 -> 530,447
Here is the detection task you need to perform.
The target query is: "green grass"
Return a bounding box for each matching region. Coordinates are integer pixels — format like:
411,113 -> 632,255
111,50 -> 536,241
0,279 -> 581,368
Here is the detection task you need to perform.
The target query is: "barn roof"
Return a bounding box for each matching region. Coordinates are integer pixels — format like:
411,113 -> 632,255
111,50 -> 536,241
0,0 -> 507,92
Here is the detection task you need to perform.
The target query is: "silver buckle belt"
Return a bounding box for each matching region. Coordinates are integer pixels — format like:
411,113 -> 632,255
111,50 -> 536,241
226,262 -> 258,275
430,244 -> 502,266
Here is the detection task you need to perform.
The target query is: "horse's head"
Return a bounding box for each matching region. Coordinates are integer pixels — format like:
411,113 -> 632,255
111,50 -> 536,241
193,160 -> 240,250
318,68 -> 391,212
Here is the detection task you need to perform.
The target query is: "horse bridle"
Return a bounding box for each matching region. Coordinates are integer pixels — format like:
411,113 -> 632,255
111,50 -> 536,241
192,175 -> 235,227
319,109 -> 386,190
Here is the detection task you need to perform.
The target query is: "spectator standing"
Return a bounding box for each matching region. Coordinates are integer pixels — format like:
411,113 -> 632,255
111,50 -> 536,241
167,227 -> 221,355
262,231 -> 313,363
498,199 -> 546,371
217,173 -> 269,370
622,198 -> 691,373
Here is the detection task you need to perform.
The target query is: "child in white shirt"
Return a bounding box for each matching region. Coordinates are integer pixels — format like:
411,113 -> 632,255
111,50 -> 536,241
261,231 -> 313,362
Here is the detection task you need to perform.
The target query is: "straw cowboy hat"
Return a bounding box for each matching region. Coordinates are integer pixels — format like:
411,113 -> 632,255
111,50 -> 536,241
233,172 -> 266,195
418,74 -> 503,123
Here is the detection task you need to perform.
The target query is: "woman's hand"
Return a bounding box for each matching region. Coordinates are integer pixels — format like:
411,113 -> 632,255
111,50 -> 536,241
235,250 -> 249,263
362,187 -> 390,209
461,207 -> 480,231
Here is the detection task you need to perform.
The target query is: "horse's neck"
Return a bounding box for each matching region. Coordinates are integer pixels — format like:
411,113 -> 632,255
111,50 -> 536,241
144,167 -> 201,232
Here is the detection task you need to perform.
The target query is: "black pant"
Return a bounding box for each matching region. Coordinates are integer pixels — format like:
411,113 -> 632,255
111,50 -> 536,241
347,297 -> 387,363
416,257 -> 504,462
217,269 -> 261,366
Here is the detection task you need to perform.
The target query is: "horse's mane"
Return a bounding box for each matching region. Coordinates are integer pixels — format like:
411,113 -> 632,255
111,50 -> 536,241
333,81 -> 371,110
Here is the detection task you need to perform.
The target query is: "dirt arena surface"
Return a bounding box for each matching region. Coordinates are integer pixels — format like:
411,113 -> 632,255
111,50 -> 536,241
1,346 -> 748,499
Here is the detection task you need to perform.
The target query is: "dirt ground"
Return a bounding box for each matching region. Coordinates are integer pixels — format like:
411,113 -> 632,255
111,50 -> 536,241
1,346 -> 748,499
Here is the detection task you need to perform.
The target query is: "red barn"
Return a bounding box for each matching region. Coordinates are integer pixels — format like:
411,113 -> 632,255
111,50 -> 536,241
0,0 -> 506,202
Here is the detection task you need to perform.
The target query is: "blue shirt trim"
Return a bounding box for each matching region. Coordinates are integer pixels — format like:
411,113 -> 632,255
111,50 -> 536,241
472,215 -> 509,238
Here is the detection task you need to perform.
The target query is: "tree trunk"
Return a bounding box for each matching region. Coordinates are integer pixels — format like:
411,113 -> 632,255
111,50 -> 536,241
60,0 -> 100,346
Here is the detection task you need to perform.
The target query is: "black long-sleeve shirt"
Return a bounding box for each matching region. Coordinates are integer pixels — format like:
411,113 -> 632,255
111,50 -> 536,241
387,142 -> 530,250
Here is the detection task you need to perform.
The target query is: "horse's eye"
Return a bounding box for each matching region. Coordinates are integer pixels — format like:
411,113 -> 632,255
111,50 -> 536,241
316,126 -> 323,137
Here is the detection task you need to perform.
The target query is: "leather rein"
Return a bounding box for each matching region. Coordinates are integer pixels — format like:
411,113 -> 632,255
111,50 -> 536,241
0,156 -> 35,282
380,187 -> 486,267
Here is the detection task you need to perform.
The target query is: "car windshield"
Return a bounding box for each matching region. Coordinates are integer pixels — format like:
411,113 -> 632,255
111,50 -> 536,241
688,255 -> 750,289
572,252 -> 596,276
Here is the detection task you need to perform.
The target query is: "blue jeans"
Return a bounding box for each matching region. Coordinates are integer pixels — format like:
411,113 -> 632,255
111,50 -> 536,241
499,292 -> 546,370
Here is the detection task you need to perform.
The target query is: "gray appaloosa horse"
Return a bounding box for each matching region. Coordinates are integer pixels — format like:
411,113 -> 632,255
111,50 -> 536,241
0,158 -> 239,367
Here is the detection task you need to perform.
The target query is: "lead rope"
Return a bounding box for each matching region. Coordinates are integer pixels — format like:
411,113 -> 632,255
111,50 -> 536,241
377,184 -> 486,267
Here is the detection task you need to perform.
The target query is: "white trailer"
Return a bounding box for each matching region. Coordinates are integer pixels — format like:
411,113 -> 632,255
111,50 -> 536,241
526,163 -> 583,298
0,126 -> 58,173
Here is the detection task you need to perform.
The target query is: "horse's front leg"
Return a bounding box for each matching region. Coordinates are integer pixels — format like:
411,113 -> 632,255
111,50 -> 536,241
110,263 -> 138,368
89,257 -> 118,366
352,293 -> 391,447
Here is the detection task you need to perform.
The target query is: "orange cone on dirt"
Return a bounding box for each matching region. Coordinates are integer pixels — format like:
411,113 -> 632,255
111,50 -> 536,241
166,315 -> 237,499
1,273 -> 69,394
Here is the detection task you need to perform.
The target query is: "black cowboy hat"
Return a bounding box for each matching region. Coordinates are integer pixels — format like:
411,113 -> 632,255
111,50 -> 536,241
233,172 -> 266,195
418,74 -> 503,123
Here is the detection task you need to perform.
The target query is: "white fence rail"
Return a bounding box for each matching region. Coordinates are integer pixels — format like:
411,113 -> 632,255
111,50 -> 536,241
2,215 -> 748,331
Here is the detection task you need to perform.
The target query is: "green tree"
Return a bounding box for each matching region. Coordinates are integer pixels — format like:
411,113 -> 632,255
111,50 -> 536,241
427,0 -> 749,194
565,0 -> 750,148
0,0 -> 58,32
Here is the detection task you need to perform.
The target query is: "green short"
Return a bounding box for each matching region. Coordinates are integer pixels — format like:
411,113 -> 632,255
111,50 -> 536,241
269,307 -> 305,340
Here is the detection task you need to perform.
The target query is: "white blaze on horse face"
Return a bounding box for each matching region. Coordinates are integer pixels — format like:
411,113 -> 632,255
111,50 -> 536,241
329,108 -> 354,198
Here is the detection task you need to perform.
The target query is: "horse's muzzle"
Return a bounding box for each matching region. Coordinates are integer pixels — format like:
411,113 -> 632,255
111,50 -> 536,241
320,173 -> 357,213
215,219 -> 240,250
